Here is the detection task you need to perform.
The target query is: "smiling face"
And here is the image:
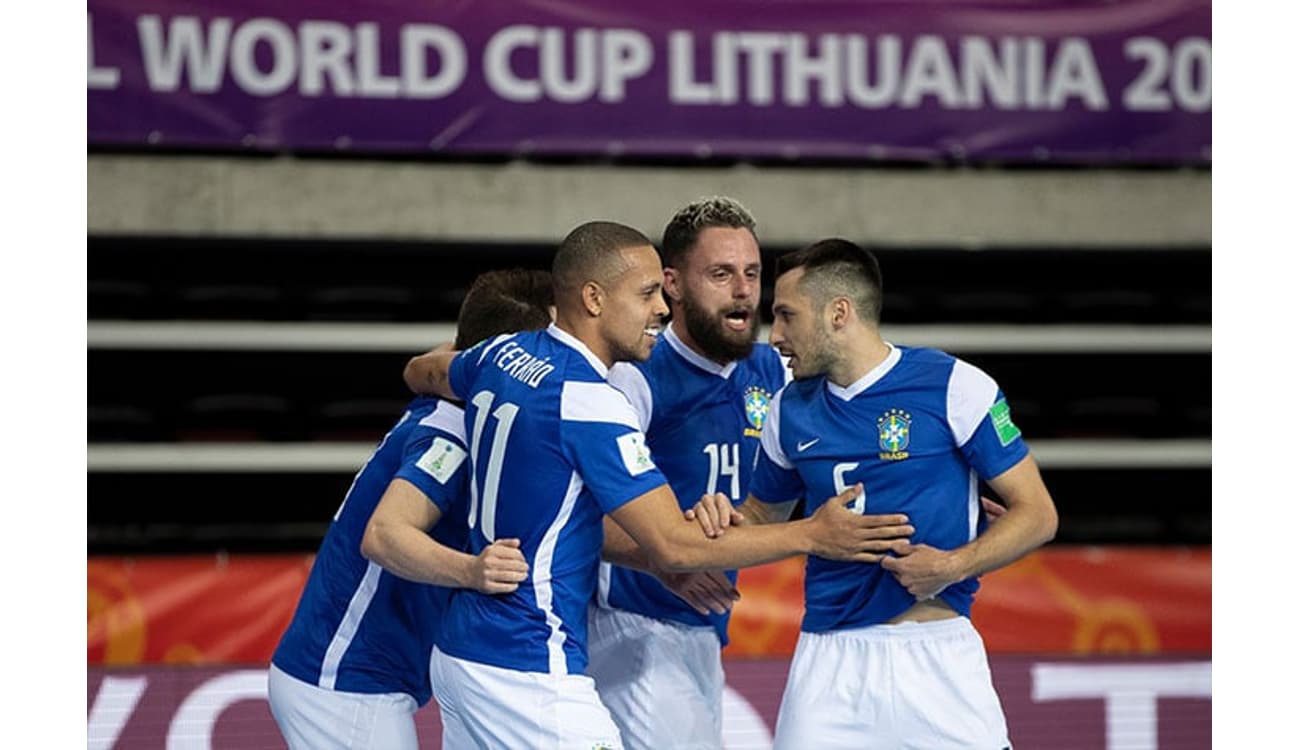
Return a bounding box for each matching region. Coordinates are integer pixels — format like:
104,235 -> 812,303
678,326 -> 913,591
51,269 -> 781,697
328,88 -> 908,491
769,267 -> 836,380
665,226 -> 762,363
598,243 -> 670,364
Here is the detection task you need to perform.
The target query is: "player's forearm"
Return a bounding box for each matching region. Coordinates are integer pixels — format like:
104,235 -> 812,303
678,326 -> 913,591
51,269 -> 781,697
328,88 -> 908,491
653,517 -> 814,572
600,517 -> 658,573
403,350 -> 455,399
947,502 -> 1057,580
361,522 -> 476,588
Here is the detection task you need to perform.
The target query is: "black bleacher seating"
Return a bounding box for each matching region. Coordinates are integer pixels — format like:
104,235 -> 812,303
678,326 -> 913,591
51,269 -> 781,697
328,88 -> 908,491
87,237 -> 1211,552
176,393 -> 296,442
307,286 -> 416,322
177,284 -> 289,321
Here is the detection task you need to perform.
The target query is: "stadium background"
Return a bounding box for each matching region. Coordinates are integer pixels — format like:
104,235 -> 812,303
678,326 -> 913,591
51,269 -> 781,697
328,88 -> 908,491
86,1 -> 1211,748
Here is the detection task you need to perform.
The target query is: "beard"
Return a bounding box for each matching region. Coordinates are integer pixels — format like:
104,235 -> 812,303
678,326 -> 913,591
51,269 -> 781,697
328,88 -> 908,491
789,325 -> 836,379
679,293 -> 758,363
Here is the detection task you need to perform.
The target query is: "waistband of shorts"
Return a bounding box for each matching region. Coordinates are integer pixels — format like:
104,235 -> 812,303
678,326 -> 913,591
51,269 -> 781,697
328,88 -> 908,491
806,615 -> 975,643
590,603 -> 716,634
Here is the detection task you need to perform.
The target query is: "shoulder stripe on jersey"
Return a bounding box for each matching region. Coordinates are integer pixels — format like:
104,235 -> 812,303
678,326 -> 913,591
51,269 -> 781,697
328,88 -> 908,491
560,381 -> 640,431
419,400 -> 467,442
948,358 -> 1000,447
606,364 -> 654,432
761,387 -> 794,469
532,471 -> 585,674
318,561 -> 383,690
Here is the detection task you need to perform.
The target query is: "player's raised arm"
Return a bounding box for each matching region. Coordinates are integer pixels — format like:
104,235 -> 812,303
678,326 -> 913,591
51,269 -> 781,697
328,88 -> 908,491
881,454 -> 1057,599
403,347 -> 458,399
361,478 -> 529,594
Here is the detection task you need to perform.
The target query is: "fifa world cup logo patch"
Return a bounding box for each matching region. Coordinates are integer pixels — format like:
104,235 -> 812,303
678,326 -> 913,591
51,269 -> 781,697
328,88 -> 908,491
743,386 -> 772,437
877,408 -> 911,460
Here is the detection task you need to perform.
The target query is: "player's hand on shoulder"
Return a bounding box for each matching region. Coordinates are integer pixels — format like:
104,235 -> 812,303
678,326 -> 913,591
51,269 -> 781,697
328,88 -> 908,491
684,492 -> 745,538
880,543 -> 957,600
807,484 -> 913,563
472,538 -> 530,594
657,569 -> 740,616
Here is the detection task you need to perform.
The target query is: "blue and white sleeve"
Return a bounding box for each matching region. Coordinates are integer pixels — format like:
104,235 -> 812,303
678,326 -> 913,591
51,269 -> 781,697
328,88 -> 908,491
947,358 -> 1029,481
560,380 -> 667,514
392,401 -> 470,515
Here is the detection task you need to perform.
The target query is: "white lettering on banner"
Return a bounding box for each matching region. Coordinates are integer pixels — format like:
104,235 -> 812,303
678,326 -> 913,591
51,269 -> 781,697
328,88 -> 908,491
138,15 -> 231,93
87,675 -> 149,750
1123,36 -> 1211,113
1032,662 -> 1212,750
403,25 -> 467,98
484,25 -> 654,103
87,15 -> 121,90
668,32 -> 1112,110
229,19 -> 298,96
101,16 -> 1210,114
136,15 -> 466,98
300,21 -> 355,96
166,670 -> 269,750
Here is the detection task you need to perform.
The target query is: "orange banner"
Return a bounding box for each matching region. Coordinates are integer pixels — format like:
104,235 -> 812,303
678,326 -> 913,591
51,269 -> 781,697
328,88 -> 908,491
88,555 -> 313,665
88,546 -> 1209,665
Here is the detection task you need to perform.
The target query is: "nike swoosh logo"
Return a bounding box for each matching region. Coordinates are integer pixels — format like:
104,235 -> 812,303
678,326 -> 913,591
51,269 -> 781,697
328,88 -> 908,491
796,438 -> 820,452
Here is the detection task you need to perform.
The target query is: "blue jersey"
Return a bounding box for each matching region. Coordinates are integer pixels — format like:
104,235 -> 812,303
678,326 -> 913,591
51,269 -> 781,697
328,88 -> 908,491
272,398 -> 472,704
600,325 -> 788,644
439,325 -> 669,675
750,345 -> 1029,633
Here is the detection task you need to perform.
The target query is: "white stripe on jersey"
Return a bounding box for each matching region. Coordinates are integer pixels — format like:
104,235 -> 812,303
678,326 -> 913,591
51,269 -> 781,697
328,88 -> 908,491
319,561 -> 383,689
760,388 -> 794,470
607,363 -> 654,432
419,400 -> 467,441
596,561 -> 613,609
560,381 -> 640,431
966,469 -> 981,541
947,359 -> 1000,447
533,471 -> 585,674
477,333 -> 517,365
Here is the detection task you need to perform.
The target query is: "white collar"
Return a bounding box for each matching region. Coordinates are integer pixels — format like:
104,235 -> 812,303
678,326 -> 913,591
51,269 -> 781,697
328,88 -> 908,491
546,323 -> 609,379
664,322 -> 738,379
827,343 -> 900,401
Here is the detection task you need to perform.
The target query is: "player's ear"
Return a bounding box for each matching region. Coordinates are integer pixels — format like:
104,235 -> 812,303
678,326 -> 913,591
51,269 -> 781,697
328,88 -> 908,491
581,280 -> 604,317
665,266 -> 686,301
829,296 -> 852,329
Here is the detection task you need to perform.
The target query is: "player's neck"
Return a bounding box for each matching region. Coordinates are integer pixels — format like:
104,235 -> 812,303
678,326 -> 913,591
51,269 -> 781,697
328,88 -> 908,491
827,330 -> 890,388
554,314 -> 614,369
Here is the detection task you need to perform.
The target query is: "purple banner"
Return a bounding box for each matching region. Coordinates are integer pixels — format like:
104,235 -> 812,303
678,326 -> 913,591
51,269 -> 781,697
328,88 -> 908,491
89,656 -> 1210,749
87,1 -> 1210,163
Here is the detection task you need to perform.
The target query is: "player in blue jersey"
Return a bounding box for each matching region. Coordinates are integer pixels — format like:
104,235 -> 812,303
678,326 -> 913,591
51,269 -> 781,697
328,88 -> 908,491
267,268 -> 553,750
409,221 -> 915,749
692,239 -> 1059,750
589,197 -> 901,750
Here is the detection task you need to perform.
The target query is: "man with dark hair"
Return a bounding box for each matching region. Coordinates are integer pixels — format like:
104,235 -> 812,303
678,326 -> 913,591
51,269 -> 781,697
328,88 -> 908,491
267,268 -> 550,750
589,198 -> 907,749
693,238 -> 1059,749
408,221 -> 909,749
451,268 -> 554,351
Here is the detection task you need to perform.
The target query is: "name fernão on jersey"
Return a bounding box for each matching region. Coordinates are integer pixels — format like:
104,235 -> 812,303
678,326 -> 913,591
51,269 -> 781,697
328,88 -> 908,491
492,340 -> 555,388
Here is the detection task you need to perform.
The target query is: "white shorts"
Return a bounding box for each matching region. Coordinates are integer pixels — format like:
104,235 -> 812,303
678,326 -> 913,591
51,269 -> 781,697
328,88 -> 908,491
429,645 -> 624,749
774,617 -> 1010,750
267,663 -> 419,750
586,605 -> 725,750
